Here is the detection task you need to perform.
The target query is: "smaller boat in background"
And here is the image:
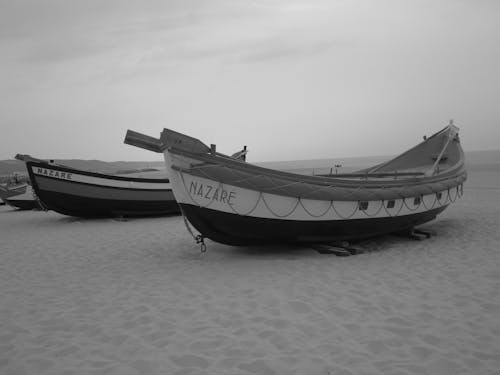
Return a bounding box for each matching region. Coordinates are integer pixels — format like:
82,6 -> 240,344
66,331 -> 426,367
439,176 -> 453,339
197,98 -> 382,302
4,185 -> 42,210
0,182 -> 28,203
15,154 -> 180,218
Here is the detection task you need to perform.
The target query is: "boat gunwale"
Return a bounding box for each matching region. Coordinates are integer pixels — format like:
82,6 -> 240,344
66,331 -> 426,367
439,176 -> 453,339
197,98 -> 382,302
26,160 -> 171,184
167,147 -> 466,190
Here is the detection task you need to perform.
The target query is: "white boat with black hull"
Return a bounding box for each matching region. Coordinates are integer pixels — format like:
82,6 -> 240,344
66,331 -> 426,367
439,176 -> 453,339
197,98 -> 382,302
15,155 -> 179,218
124,122 -> 467,246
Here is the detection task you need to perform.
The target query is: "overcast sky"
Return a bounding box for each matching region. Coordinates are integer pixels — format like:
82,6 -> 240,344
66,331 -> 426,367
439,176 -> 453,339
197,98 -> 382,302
1,0 -> 499,162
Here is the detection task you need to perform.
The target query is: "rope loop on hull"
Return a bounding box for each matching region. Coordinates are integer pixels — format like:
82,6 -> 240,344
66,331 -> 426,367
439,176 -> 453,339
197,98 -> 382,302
359,200 -> 385,218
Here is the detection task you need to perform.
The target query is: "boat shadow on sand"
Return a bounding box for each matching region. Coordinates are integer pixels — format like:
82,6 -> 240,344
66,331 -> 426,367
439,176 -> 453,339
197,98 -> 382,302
177,220 -> 459,259
50,212 -> 182,226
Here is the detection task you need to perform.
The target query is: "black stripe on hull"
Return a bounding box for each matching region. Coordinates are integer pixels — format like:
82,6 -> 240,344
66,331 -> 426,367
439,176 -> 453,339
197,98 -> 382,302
180,204 -> 449,245
36,190 -> 180,218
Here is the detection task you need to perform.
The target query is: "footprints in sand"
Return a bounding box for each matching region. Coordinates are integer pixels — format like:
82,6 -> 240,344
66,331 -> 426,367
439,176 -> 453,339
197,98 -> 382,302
2,203 -> 500,375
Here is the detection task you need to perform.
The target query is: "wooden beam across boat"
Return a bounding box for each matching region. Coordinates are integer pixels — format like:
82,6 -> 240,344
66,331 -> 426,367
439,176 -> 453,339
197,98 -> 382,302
124,130 -> 164,153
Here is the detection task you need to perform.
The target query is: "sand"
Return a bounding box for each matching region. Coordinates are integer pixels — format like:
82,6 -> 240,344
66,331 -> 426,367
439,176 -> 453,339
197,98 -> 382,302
1,168 -> 499,375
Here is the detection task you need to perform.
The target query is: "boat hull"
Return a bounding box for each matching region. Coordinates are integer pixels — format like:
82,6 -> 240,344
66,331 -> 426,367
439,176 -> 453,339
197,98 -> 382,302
34,189 -> 179,218
166,159 -> 461,245
4,198 -> 41,211
26,161 -> 180,218
180,203 -> 448,245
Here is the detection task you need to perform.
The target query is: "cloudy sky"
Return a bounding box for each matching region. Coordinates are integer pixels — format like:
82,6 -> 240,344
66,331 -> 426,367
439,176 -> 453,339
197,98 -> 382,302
1,0 -> 499,162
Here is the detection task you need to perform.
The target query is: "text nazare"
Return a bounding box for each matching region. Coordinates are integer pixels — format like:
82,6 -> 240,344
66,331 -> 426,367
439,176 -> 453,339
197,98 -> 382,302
189,181 -> 235,205
36,168 -> 73,180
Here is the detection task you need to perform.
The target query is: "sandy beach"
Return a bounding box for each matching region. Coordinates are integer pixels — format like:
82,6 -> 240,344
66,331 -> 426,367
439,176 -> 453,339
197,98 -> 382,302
1,167 -> 499,375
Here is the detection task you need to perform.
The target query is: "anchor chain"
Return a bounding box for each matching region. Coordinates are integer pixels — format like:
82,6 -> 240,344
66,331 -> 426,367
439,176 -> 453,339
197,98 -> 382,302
180,206 -> 207,253
195,234 -> 206,253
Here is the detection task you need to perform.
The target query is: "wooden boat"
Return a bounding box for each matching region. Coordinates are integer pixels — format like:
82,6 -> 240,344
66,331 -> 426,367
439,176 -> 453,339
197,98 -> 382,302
4,185 -> 42,210
124,122 -> 467,245
0,182 -> 28,201
15,155 -> 180,218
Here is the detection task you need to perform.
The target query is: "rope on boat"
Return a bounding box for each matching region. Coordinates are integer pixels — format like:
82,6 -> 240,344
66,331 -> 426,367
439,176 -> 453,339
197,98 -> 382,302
190,159 -> 465,199
359,200 -> 385,218
260,193 -> 301,218
402,197 -> 421,212
420,194 -> 438,211
381,198 -> 406,218
31,190 -> 48,211
178,167 -> 464,221
36,197 -> 49,211
330,200 -> 359,220
298,198 -> 333,218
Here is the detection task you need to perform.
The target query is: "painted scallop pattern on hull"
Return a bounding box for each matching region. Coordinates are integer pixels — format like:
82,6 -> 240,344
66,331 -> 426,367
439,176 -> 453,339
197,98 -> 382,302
169,171 -> 461,222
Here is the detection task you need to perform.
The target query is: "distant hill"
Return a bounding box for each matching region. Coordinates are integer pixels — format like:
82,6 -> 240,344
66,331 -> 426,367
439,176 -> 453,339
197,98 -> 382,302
1,149 -> 498,177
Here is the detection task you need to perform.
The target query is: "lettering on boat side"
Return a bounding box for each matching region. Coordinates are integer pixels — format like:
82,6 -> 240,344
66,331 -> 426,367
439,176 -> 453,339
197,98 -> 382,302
35,167 -> 73,180
189,181 -> 236,205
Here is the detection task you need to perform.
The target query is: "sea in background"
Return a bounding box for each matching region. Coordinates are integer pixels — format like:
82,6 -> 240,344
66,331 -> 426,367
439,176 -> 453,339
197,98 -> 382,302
0,150 -> 499,374
1,149 -> 499,180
